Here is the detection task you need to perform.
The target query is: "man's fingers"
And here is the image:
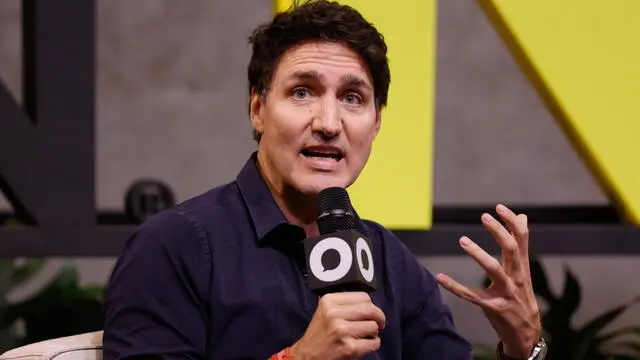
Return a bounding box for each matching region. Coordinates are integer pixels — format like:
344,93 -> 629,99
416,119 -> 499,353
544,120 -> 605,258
495,205 -> 531,270
347,337 -> 381,359
459,236 -> 511,290
515,213 -> 530,261
496,204 -> 530,250
335,304 -> 387,330
481,212 -> 520,274
346,320 -> 381,338
322,292 -> 371,306
436,273 -> 485,306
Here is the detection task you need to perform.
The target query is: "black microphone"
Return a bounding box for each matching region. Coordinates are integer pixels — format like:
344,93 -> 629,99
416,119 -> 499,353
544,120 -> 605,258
303,187 -> 377,295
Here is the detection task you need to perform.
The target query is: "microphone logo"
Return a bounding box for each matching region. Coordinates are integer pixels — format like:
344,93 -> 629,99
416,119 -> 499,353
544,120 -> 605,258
309,237 -> 353,283
356,237 -> 374,282
305,186 -> 376,293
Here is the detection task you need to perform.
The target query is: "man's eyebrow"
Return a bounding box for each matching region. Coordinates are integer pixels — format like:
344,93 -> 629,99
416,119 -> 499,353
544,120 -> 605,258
290,70 -> 322,81
340,74 -> 372,90
288,71 -> 372,90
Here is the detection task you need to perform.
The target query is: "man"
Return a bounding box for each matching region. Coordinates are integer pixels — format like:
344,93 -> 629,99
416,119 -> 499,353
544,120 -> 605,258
103,1 -> 543,359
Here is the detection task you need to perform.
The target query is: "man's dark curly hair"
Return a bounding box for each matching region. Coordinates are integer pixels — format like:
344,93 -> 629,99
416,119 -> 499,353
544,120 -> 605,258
247,0 -> 391,141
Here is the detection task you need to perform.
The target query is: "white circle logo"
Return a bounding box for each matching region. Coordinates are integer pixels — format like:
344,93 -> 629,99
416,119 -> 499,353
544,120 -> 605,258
309,237 -> 353,283
356,237 -> 374,282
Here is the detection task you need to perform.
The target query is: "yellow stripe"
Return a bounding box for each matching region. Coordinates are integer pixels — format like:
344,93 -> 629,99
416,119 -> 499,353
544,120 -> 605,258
274,0 -> 436,229
478,0 -> 640,224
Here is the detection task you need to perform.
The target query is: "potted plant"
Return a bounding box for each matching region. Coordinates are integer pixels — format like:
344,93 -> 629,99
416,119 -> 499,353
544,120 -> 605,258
473,259 -> 640,360
0,259 -> 104,353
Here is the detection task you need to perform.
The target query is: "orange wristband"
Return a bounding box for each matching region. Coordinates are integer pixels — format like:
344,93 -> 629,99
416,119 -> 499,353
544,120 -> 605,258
269,347 -> 293,360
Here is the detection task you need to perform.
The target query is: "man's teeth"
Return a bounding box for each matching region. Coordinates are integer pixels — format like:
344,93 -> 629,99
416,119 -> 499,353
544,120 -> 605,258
302,150 -> 342,160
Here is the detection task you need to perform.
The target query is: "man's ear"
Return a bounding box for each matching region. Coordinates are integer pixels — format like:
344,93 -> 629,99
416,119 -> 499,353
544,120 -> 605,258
249,88 -> 264,136
373,111 -> 382,139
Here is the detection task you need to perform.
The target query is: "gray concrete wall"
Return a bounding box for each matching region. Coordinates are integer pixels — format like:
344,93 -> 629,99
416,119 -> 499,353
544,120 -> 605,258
433,0 -> 606,205
0,0 -> 631,347
0,0 -> 607,210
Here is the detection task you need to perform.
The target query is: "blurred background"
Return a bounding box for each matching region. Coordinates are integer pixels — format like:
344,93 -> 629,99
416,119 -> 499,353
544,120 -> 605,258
1,0 -> 639,358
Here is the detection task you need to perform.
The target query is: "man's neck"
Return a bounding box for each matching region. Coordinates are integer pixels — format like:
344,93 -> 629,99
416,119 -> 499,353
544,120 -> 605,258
277,189 -> 320,238
256,153 -> 320,238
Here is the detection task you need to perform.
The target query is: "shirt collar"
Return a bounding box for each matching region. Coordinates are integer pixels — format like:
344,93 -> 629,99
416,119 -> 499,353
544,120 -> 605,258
236,151 -> 370,242
236,151 -> 289,242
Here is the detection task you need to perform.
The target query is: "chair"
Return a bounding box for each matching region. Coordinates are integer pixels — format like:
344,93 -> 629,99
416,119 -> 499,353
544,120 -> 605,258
0,331 -> 103,360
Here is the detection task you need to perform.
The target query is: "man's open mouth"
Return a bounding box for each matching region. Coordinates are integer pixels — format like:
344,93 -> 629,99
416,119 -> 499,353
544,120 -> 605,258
301,148 -> 344,161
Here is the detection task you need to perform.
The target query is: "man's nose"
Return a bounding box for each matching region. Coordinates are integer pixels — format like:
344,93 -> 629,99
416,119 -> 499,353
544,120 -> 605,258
312,98 -> 342,138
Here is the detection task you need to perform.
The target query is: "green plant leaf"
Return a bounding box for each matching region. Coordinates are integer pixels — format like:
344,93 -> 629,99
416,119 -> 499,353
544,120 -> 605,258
597,346 -> 640,360
0,327 -> 19,354
0,303 -> 22,329
10,259 -> 46,289
472,342 -> 495,353
577,297 -> 640,347
0,259 -> 16,297
530,258 -> 556,305
12,264 -> 81,307
0,260 -> 14,275
9,263 -> 105,346
596,355 -> 640,360
472,342 -> 496,360
559,265 -> 582,318
596,326 -> 640,345
49,265 -> 79,289
603,340 -> 640,353
80,284 -> 104,301
472,354 -> 497,360
538,266 -> 582,344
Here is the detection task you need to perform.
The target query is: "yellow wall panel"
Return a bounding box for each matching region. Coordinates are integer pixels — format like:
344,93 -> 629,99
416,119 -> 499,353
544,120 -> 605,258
274,0 -> 437,229
478,0 -> 640,224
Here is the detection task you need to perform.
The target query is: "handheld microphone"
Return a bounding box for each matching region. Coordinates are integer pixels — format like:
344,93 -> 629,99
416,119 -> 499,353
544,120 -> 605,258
303,187 -> 376,295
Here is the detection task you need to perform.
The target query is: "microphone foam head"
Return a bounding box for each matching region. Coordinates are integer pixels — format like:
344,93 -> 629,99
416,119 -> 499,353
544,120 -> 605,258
317,187 -> 355,234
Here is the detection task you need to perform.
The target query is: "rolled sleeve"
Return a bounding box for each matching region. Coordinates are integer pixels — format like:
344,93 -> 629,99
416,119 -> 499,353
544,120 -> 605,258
103,211 -> 212,360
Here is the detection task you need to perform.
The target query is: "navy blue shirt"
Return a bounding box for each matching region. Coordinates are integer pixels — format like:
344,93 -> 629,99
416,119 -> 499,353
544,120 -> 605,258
103,152 -> 473,359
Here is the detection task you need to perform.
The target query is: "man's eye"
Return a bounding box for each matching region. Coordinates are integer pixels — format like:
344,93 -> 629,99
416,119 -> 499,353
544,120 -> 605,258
292,88 -> 309,99
344,93 -> 362,105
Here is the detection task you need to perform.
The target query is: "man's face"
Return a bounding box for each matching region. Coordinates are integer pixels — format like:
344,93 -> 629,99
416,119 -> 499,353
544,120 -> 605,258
250,41 -> 381,196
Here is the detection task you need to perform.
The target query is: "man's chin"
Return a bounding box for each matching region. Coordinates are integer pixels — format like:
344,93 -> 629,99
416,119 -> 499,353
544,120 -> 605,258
298,177 -> 350,196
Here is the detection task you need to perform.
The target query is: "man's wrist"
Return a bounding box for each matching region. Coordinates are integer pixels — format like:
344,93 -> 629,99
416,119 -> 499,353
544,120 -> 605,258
497,338 -> 547,360
270,346 -> 294,360
497,341 -> 528,360
288,341 -> 305,360
501,341 -> 531,359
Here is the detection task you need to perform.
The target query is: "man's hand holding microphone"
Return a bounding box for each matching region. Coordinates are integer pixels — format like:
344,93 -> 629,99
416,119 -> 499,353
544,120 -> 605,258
291,292 -> 386,360
290,187 -> 383,360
